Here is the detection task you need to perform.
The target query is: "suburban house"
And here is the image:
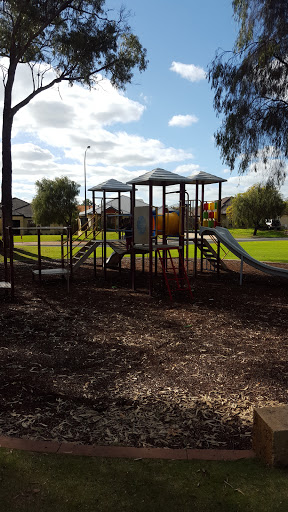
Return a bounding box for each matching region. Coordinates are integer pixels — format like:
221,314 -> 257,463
280,213 -> 288,229
220,196 -> 233,227
79,195 -> 148,230
0,197 -> 34,235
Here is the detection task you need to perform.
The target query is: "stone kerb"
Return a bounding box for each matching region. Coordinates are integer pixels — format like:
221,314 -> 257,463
253,406 -> 288,466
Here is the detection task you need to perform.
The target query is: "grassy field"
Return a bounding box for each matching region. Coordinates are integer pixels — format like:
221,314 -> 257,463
10,230 -> 119,244
1,229 -> 288,511
221,241 -> 288,263
6,239 -> 288,264
1,228 -> 287,264
4,227 -> 287,246
229,228 -> 287,238
1,449 -> 288,512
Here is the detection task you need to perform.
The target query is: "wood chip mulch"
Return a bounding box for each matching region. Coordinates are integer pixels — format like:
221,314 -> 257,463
1,258 -> 288,450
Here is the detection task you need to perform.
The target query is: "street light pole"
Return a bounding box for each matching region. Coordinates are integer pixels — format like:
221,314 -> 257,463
84,145 -> 90,223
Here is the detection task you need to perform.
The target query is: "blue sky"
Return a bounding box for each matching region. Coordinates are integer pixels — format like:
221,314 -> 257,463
2,0 -> 288,206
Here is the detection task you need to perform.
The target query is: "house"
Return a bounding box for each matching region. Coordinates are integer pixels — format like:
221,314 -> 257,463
220,196 -> 233,227
280,213 -> 288,229
79,195 -> 148,230
0,197 -> 34,235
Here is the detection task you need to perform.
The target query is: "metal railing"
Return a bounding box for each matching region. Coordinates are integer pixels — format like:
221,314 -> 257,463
62,214 -> 101,263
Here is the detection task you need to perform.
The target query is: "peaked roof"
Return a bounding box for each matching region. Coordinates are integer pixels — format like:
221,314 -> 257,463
88,178 -> 132,193
80,195 -> 148,216
186,170 -> 227,184
0,197 -> 33,218
127,168 -> 189,186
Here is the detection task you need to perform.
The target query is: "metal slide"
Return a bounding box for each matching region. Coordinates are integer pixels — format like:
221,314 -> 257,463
200,226 -> 288,280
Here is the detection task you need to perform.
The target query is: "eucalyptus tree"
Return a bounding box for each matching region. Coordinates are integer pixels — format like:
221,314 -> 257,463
208,0 -> 288,182
32,176 -> 80,227
228,181 -> 285,235
0,1 -> 147,231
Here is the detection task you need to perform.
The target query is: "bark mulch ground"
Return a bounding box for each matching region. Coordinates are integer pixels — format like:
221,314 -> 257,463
1,258 -> 288,451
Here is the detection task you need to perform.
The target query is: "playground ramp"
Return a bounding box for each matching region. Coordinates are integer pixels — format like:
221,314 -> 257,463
200,226 -> 288,280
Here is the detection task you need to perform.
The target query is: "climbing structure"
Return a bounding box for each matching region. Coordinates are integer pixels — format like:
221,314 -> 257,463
127,168 -> 191,298
185,170 -> 227,276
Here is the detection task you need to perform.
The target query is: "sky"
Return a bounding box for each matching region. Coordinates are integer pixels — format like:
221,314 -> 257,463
1,0 -> 288,207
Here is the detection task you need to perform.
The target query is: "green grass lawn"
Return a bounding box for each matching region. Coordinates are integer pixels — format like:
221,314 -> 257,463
1,229 -> 288,264
5,227 -> 287,246
10,230 -> 119,244
221,241 -> 288,263
0,449 -> 288,512
1,239 -> 288,264
229,228 -> 287,238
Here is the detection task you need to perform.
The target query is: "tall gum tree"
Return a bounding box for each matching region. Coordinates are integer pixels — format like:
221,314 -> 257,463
208,0 -> 288,184
0,0 -> 147,231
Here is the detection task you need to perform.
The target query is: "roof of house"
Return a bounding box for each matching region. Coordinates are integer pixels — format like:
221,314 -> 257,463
0,197 -> 33,218
221,196 -> 233,214
80,194 -> 148,216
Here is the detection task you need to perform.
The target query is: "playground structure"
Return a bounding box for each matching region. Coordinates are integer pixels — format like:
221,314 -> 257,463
60,168 -> 227,299
2,167 -> 288,300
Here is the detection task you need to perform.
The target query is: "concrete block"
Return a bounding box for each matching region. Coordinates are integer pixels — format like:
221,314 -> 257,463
253,406 -> 288,466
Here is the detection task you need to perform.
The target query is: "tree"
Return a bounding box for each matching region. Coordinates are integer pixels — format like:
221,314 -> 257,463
32,176 -> 80,226
208,0 -> 288,183
0,1 -> 147,232
227,181 -> 285,235
81,199 -> 92,207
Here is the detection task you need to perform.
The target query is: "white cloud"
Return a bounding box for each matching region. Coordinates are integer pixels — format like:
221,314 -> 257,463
168,114 -> 199,127
222,166 -> 288,200
174,163 -> 201,175
170,61 -> 206,82
0,59 -> 197,202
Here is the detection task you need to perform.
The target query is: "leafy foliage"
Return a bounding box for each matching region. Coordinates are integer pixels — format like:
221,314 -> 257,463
0,1 -> 147,102
1,1 -> 147,230
32,176 -> 80,226
81,198 -> 92,206
208,0 -> 288,182
227,181 -> 285,235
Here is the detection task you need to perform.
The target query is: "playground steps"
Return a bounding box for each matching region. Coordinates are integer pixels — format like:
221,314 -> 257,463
72,239 -> 100,270
106,240 -> 128,268
157,248 -> 193,301
196,238 -> 228,271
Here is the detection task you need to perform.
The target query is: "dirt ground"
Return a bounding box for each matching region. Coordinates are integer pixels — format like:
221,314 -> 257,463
1,258 -> 288,450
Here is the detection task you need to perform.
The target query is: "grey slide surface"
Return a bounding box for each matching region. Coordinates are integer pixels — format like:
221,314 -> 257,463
200,226 -> 288,279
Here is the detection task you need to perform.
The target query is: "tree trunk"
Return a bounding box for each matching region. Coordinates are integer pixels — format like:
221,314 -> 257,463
253,225 -> 258,236
1,61 -> 16,235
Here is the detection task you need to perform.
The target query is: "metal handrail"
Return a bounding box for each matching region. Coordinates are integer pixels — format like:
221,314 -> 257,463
62,214 -> 101,260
